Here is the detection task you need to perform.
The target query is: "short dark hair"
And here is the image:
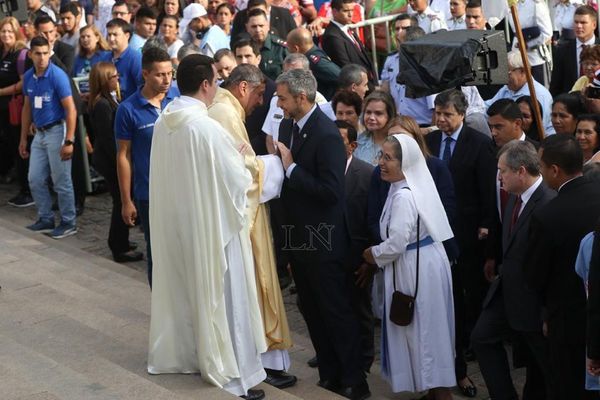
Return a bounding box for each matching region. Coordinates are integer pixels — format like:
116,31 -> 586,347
112,0 -> 132,11
60,2 -> 80,16
161,14 -> 179,26
247,8 -> 268,20
393,13 -> 412,24
487,99 -> 523,121
177,54 -> 215,96
575,4 -> 598,20
231,38 -> 260,56
540,134 -> 583,175
332,90 -> 362,116
214,48 -> 235,62
217,3 -> 235,15
30,36 -> 50,49
331,0 -> 355,11
142,47 -> 171,70
335,119 -> 358,143
34,14 -> 55,28
434,89 -> 468,115
106,18 -> 133,36
136,6 -> 158,21
247,0 -> 267,8
466,0 -> 482,8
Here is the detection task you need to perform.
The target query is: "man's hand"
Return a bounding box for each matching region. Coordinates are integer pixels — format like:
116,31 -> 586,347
483,258 -> 497,282
122,200 -> 137,226
587,358 -> 600,376
276,141 -> 294,170
237,142 -> 250,156
362,246 -> 375,265
60,144 -> 74,160
19,139 -> 29,159
478,227 -> 489,240
355,262 -> 377,288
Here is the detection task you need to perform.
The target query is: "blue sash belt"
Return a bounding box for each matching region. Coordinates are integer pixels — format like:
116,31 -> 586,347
406,235 -> 434,251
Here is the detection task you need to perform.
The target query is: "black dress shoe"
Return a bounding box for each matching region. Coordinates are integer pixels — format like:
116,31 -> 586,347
113,250 -> 144,263
458,377 -> 477,398
337,381 -> 371,400
240,389 -> 265,400
307,355 -> 318,368
264,368 -> 297,388
317,379 -> 340,393
128,241 -> 138,251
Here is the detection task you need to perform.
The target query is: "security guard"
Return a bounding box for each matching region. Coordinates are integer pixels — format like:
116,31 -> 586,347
245,8 -> 288,81
407,0 -> 447,33
287,27 -> 340,100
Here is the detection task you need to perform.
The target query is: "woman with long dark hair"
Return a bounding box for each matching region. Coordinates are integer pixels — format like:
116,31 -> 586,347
89,62 -> 142,263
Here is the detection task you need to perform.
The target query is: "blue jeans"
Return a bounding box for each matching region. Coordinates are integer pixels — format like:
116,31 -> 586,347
28,123 -> 76,225
136,199 -> 152,287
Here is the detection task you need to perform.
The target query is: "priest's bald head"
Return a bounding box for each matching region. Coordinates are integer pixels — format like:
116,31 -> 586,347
177,54 -> 219,105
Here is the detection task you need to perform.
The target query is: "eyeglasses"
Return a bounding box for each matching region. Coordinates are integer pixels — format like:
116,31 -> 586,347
376,151 -> 396,162
112,11 -> 130,17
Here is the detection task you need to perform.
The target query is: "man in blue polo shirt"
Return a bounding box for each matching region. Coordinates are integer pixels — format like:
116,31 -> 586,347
106,18 -> 143,101
18,36 -> 78,239
115,47 -> 178,286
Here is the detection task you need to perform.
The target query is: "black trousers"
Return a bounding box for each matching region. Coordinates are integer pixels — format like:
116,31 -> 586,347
93,152 -> 130,256
451,260 -> 469,380
471,290 -> 554,400
348,267 -> 375,372
71,119 -> 87,208
289,254 -> 364,387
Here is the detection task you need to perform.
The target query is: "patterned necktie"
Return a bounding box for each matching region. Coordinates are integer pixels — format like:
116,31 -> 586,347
509,195 -> 522,234
442,136 -> 453,163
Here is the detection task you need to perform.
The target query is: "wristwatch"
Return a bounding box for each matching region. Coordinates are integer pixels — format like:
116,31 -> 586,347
63,139 -> 74,146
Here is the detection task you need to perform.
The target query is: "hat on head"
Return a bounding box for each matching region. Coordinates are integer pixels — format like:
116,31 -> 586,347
179,3 -> 207,37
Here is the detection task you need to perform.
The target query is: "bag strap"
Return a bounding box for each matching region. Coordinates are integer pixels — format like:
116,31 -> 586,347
389,215 -> 420,300
16,48 -> 27,77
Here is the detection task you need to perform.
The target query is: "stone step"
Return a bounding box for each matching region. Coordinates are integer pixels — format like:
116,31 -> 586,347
0,221 -> 305,400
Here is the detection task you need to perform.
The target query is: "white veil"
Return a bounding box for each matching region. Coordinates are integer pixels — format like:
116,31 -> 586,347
393,134 -> 454,243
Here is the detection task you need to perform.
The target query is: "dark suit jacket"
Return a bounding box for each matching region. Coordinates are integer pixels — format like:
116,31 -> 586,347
589,229 -> 600,359
525,176 -> 600,343
321,22 -> 377,89
425,125 -> 496,248
278,106 -> 349,265
345,156 -> 373,267
550,37 -> 600,96
231,5 -> 297,43
483,182 -> 556,332
53,41 -> 75,76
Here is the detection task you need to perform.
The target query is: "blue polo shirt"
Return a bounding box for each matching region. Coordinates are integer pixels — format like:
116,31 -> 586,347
72,50 -> 112,78
23,62 -> 72,127
114,85 -> 179,201
112,46 -> 143,101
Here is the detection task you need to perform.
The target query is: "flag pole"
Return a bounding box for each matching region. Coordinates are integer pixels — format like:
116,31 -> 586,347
508,0 -> 545,141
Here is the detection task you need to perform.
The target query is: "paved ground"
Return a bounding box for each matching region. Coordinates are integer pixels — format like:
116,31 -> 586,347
0,182 -> 527,399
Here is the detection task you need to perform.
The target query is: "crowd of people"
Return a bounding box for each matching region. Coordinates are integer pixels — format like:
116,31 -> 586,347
1,0 -> 600,398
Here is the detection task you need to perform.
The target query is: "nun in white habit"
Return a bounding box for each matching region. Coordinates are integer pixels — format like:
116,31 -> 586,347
363,134 -> 456,398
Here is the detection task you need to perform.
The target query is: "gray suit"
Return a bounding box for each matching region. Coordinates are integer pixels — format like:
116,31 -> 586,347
472,181 -> 557,400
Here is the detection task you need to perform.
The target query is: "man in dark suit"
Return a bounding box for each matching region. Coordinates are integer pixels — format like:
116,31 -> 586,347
337,120 -> 375,373
321,0 -> 377,90
472,140 -> 556,400
34,15 -> 75,75
550,5 -> 599,96
231,0 -> 297,43
275,69 -> 368,400
425,89 -> 496,395
525,134 -> 600,399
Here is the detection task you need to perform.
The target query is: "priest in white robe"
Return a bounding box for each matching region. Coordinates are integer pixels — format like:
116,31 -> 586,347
147,54 -> 267,400
208,64 -> 295,389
